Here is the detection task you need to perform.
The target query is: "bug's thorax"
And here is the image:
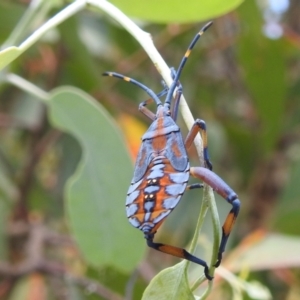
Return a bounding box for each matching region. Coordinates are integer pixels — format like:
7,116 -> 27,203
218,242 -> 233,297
142,105 -> 179,142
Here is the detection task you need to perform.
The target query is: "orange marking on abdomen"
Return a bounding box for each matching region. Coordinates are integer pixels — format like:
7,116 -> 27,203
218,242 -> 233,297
130,156 -> 183,229
150,210 -> 168,221
153,189 -> 170,212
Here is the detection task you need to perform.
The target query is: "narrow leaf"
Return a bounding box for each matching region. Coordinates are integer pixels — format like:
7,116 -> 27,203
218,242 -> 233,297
0,47 -> 22,70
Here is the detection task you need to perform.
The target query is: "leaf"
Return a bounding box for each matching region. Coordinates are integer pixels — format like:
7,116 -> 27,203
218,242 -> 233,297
142,261 -> 195,300
88,265 -> 146,298
224,231 -> 300,272
109,0 -> 244,23
47,86 -> 145,271
0,46 -> 22,70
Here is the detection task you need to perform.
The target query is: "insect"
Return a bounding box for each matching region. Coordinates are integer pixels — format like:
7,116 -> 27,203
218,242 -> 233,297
103,22 -> 240,280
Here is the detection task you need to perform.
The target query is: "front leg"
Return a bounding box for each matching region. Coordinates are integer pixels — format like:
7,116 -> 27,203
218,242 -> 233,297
190,167 -> 240,267
139,87 -> 169,120
185,119 -> 213,170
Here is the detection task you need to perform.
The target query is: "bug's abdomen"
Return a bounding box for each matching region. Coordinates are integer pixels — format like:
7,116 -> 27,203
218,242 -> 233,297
126,155 -> 190,234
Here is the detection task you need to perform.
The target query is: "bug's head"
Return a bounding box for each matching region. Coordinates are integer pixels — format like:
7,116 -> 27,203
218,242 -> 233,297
154,103 -> 171,119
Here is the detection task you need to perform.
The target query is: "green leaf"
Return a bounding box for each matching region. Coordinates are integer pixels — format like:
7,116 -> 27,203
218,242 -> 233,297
110,0 -> 244,23
142,261 -> 195,300
47,86 -> 145,271
0,46 -> 22,70
88,265 -> 146,298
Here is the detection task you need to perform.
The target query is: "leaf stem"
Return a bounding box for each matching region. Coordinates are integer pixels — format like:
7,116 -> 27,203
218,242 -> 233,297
1,0 -> 45,49
5,73 -> 49,102
208,188 -> 221,273
188,186 -> 210,255
190,187 -> 220,294
18,0 -> 86,52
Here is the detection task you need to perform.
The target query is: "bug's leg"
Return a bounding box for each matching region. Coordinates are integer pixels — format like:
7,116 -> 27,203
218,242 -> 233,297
185,119 -> 213,170
156,87 -> 169,98
165,67 -> 183,121
186,183 -> 203,190
190,167 -> 240,267
171,82 -> 183,121
139,98 -> 156,120
139,88 -> 169,120
145,233 -> 213,280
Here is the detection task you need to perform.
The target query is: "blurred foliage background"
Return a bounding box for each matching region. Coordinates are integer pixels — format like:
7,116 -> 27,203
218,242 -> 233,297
0,0 -> 300,299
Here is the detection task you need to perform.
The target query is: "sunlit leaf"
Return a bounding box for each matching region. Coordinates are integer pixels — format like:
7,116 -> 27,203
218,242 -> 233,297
0,47 -> 22,70
110,0 -> 244,23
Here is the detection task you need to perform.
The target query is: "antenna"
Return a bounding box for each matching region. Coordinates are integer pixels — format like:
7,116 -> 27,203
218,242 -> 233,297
165,21 -> 213,105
